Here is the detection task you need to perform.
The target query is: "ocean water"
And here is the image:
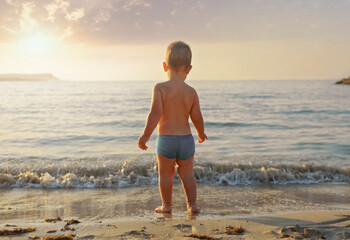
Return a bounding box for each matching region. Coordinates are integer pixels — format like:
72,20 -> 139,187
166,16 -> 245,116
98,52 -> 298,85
0,80 -> 349,188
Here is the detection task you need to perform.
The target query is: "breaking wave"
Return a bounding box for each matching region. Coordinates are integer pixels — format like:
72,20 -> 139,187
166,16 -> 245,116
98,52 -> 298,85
0,156 -> 349,188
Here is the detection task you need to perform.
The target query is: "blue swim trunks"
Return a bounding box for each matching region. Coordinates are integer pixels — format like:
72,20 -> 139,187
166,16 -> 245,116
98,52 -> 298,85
156,134 -> 195,160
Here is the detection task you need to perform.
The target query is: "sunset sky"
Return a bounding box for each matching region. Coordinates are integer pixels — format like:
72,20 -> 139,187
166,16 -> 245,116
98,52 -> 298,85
1,0 -> 350,81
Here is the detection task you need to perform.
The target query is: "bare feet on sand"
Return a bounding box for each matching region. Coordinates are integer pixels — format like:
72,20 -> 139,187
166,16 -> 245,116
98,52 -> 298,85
187,202 -> 200,214
154,204 -> 172,213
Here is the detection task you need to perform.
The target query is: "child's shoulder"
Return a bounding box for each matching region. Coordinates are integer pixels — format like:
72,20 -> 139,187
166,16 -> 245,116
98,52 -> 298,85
154,81 -> 196,95
154,81 -> 167,88
152,82 -> 166,93
183,82 -> 197,95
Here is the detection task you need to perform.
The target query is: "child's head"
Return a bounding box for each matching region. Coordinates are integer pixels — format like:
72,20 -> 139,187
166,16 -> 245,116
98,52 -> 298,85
165,41 -> 192,72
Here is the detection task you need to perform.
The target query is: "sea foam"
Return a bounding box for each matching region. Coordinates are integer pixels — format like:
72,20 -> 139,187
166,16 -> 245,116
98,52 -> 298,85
0,156 -> 348,188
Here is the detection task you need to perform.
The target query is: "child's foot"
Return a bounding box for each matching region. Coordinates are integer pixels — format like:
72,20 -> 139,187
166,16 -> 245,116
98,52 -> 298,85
187,202 -> 200,214
154,205 -> 172,213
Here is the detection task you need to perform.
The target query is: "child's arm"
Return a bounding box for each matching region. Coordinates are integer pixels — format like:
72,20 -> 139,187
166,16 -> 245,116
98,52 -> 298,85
138,84 -> 163,150
190,90 -> 207,143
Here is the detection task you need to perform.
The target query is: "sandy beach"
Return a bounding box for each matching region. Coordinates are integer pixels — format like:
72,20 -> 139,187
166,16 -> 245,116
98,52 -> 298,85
1,0 -> 350,238
1,185 -> 349,239
1,211 -> 350,239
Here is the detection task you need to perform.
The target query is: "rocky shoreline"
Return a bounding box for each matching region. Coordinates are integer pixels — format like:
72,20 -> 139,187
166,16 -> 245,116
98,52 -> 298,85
0,73 -> 60,82
335,76 -> 350,84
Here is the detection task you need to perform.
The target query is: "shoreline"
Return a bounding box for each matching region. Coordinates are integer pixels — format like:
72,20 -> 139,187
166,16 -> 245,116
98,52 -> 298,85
1,184 -> 349,220
1,184 -> 349,239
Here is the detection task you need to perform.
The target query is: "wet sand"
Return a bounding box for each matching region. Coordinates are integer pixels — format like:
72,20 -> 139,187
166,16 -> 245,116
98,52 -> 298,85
0,184 -> 349,239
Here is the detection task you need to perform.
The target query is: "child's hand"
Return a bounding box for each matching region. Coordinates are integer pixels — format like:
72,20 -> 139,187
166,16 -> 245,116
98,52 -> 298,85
198,133 -> 208,143
138,134 -> 150,150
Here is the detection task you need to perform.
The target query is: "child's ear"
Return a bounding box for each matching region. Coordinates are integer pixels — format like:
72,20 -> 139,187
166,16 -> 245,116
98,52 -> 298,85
163,62 -> 168,72
185,65 -> 192,74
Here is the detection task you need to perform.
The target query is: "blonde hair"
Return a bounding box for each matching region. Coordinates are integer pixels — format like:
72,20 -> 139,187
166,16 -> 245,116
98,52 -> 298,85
165,41 -> 192,70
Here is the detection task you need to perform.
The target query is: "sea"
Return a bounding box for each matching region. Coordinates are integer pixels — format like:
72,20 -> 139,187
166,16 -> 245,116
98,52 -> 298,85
0,80 -> 349,220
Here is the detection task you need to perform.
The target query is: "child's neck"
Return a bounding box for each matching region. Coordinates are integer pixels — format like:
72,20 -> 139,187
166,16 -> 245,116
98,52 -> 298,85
167,70 -> 187,82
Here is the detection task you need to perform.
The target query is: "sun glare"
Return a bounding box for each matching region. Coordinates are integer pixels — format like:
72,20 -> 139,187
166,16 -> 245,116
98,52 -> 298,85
18,33 -> 59,55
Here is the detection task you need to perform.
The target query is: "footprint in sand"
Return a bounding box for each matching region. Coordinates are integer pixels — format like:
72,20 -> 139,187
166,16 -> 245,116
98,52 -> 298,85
173,223 -> 192,233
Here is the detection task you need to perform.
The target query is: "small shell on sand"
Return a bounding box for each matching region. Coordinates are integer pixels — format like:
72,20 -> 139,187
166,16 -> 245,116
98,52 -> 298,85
45,217 -> 62,223
64,219 -> 81,225
60,225 -> 75,232
225,225 -> 245,235
28,236 -> 40,239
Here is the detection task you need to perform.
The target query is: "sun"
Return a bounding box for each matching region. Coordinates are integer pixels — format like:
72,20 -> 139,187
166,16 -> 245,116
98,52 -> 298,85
18,32 -> 59,55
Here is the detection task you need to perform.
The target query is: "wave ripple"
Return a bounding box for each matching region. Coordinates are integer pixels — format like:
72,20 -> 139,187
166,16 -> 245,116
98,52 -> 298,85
0,156 -> 348,188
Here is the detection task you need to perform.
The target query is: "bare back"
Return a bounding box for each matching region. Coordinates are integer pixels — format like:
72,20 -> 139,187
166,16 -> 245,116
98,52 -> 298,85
157,81 -> 195,135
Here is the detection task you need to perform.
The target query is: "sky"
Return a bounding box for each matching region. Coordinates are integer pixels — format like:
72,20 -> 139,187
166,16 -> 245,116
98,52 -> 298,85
0,0 -> 350,81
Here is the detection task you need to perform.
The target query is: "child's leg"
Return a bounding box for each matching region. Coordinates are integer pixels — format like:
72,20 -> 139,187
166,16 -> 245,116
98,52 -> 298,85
176,155 -> 200,214
155,154 -> 176,213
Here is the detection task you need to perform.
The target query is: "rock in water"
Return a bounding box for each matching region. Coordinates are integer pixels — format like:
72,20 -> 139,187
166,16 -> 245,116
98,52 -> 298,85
335,77 -> 350,84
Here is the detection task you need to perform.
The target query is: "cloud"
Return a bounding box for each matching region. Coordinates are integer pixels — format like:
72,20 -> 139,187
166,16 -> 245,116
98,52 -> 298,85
60,25 -> 73,39
1,0 -> 86,40
46,4 -> 60,22
65,7 -> 85,22
123,0 -> 151,11
0,25 -> 17,34
91,2 -> 115,24
5,0 -> 15,6
94,10 -> 111,23
45,0 -> 85,23
189,0 -> 204,14
19,2 -> 37,31
153,20 -> 163,26
45,0 -> 70,22
1,0 -> 350,46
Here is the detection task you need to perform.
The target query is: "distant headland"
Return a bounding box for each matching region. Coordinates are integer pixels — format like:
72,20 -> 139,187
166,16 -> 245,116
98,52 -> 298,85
335,76 -> 350,84
0,73 -> 60,82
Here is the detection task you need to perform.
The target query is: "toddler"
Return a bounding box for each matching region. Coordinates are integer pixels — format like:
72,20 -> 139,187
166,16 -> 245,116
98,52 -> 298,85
138,41 -> 207,214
